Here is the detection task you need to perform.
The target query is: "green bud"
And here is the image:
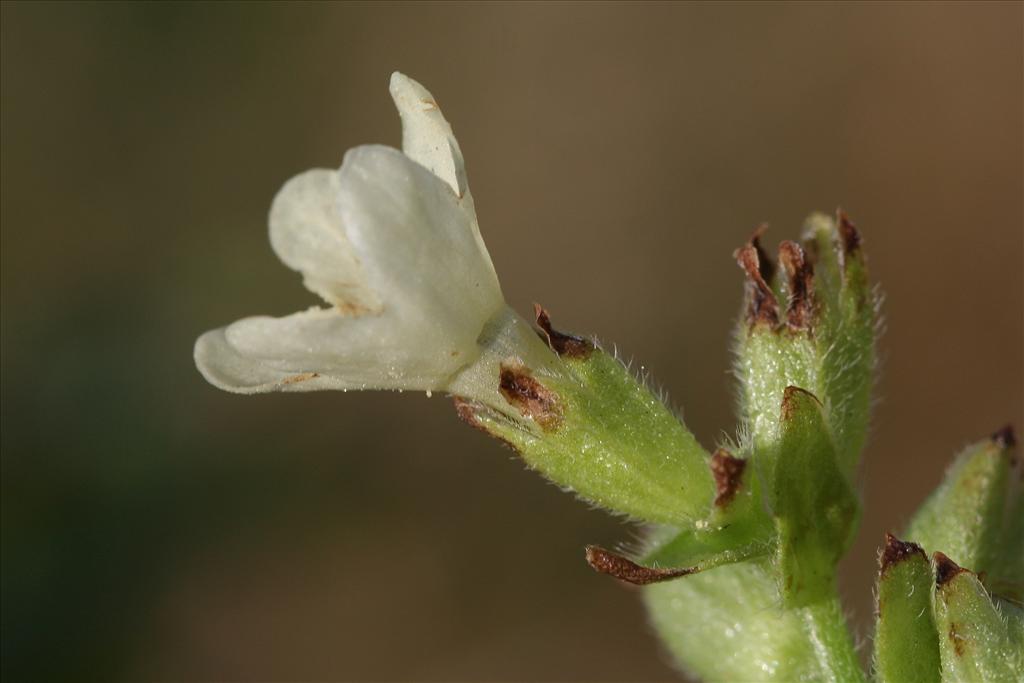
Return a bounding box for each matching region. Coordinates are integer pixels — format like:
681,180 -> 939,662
873,534 -> 941,683
772,386 -> 859,606
734,212 -> 876,482
905,428 -> 1019,584
456,307 -> 713,525
643,559 -> 863,682
930,552 -> 1024,682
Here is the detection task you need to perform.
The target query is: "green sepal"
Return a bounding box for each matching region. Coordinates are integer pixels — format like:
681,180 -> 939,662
905,431 -> 1018,585
873,534 -> 941,683
639,522 -> 773,576
773,386 -> 860,606
930,554 -> 1024,683
586,448 -> 775,583
644,444 -> 776,566
802,211 -> 875,473
461,340 -> 713,525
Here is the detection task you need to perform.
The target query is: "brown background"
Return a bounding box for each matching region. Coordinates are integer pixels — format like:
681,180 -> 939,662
2,2 -> 1021,681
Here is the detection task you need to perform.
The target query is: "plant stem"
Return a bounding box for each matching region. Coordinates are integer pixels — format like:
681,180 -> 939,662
799,592 -> 865,683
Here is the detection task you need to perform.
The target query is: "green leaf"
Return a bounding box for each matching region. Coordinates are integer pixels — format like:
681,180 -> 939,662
873,534 -> 941,683
773,386 -> 859,606
930,553 -> 1023,683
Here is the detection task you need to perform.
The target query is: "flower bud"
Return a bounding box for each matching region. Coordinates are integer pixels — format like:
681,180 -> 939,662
904,428 -> 1019,588
930,553 -> 1023,682
734,212 -> 876,482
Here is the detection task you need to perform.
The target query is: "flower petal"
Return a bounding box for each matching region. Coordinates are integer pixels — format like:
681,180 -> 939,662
268,168 -> 380,313
337,144 -> 504,339
389,72 -> 469,200
198,145 -> 507,395
196,306 -> 471,394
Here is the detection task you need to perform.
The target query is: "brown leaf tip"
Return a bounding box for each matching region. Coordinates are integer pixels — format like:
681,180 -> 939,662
584,545 -> 695,585
735,230 -> 779,328
778,240 -> 815,331
710,448 -> 746,507
534,304 -> 593,359
934,551 -> 967,587
991,424 -> 1017,449
836,209 -> 861,257
880,533 -> 926,574
498,363 -> 563,431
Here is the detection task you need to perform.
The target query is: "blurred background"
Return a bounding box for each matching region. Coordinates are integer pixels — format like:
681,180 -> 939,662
2,2 -> 1021,681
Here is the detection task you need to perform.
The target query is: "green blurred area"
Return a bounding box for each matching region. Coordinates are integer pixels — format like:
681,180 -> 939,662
1,2 -> 1021,681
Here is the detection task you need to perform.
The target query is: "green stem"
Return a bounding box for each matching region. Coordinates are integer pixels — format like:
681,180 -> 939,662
799,594 -> 865,683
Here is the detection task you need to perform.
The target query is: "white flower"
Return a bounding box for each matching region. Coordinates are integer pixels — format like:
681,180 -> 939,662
194,73 -> 556,411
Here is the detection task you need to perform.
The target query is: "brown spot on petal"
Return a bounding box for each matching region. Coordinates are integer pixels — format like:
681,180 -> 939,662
334,301 -> 372,316
879,533 -> 926,576
934,551 -> 968,587
778,240 -> 815,331
498,363 -> 563,431
534,304 -> 593,358
710,449 -> 746,507
281,372 -> 319,385
585,546 -> 695,585
735,229 -> 779,328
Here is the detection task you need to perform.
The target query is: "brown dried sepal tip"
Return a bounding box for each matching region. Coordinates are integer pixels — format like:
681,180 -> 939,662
991,425 -> 1017,450
780,385 -> 823,422
778,240 -> 815,331
933,551 -> 968,588
498,363 -> 563,432
735,227 -> 779,328
710,449 -> 746,508
750,224 -> 775,283
836,209 -> 861,263
585,546 -> 695,585
453,396 -> 484,429
534,304 -> 593,359
452,397 -> 519,451
879,533 -> 926,575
